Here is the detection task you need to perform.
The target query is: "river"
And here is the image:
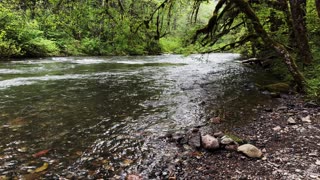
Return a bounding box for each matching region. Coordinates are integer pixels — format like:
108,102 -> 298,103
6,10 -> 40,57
0,54 -> 274,179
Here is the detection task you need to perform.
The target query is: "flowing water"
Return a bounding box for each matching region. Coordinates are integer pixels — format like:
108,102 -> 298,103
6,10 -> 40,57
0,54 -> 275,179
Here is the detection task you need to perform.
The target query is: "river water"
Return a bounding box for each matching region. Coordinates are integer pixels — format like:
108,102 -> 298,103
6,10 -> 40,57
0,54 -> 274,179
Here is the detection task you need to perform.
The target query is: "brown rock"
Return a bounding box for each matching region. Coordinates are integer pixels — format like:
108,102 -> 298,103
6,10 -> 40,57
237,144 -> 262,158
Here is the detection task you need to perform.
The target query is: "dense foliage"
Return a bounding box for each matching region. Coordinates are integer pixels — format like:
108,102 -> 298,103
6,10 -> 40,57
1,0 -> 320,100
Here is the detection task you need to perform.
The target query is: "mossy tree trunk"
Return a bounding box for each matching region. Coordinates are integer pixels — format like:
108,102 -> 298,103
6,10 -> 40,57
316,0 -> 320,18
289,0 -> 313,66
234,0 -> 306,91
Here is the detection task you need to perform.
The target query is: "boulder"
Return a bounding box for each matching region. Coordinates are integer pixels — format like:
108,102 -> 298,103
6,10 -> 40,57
201,135 -> 219,150
237,144 -> 262,158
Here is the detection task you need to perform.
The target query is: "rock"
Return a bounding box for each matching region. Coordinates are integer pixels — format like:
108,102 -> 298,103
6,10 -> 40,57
305,101 -> 318,108
126,174 -> 142,180
201,135 -> 219,150
237,144 -> 262,158
277,106 -> 288,111
210,117 -> 221,124
213,131 -> 224,138
301,115 -> 311,123
287,117 -> 296,125
221,136 -> 234,145
272,126 -> 281,131
225,144 -> 238,151
316,160 -> 320,166
262,156 -> 267,161
264,108 -> 273,112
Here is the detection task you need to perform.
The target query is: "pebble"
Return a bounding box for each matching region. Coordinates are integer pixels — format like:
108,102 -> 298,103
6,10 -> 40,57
310,174 -> 319,179
295,169 -> 301,173
301,115 -> 312,123
273,126 -> 281,131
287,117 -> 296,125
316,160 -> 320,166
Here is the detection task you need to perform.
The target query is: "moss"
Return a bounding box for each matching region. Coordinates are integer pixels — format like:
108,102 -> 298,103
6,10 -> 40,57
263,83 -> 290,93
224,133 -> 245,144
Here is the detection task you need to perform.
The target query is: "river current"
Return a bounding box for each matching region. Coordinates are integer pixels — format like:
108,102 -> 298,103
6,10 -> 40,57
0,54 -> 273,178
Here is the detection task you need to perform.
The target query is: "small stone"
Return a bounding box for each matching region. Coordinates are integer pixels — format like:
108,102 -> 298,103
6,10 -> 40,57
213,131 -> 224,138
273,126 -> 281,131
287,117 -> 296,125
309,152 -> 318,157
225,144 -> 238,151
315,160 -> 320,166
262,156 -> 267,161
226,153 -> 232,158
237,144 -> 262,158
262,148 -> 267,153
301,115 -> 311,123
201,135 -> 219,150
277,106 -> 288,111
295,169 -> 301,173
264,108 -> 273,112
310,174 -> 319,179
210,117 -> 221,124
126,174 -> 142,180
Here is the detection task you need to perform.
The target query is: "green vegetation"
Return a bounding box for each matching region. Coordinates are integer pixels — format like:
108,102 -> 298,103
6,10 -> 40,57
1,0 -> 320,100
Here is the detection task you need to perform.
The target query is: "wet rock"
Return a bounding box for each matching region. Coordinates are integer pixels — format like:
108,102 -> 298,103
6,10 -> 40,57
272,126 -> 281,131
188,132 -> 201,148
287,117 -> 296,125
210,117 -> 221,124
201,135 -> 219,150
301,115 -> 311,123
237,144 -> 262,158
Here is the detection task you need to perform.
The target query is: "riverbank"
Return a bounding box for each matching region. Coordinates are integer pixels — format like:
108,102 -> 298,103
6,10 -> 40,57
139,94 -> 320,179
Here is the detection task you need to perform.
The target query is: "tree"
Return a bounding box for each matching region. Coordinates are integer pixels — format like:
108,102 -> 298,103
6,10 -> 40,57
289,0 -> 313,66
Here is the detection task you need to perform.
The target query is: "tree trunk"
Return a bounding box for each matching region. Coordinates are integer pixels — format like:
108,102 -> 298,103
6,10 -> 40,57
233,0 -> 306,91
289,0 -> 313,65
316,0 -> 320,18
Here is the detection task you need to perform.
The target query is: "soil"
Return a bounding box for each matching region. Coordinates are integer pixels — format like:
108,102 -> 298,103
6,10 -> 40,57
142,94 -> 320,180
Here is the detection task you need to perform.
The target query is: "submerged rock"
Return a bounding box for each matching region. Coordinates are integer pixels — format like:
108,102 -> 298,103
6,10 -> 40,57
237,144 -> 262,158
201,135 -> 219,150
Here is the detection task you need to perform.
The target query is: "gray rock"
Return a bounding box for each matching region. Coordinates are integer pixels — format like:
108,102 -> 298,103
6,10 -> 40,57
287,117 -> 296,125
201,135 -> 219,150
237,144 -> 262,158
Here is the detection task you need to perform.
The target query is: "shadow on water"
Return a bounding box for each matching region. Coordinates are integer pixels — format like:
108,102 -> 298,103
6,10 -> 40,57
0,54 -> 278,178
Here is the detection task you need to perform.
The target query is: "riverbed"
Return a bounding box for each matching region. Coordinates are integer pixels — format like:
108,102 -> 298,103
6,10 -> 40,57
0,54 -> 274,178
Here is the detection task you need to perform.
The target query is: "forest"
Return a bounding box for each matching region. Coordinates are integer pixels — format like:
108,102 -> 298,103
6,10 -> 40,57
0,0 -> 320,97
